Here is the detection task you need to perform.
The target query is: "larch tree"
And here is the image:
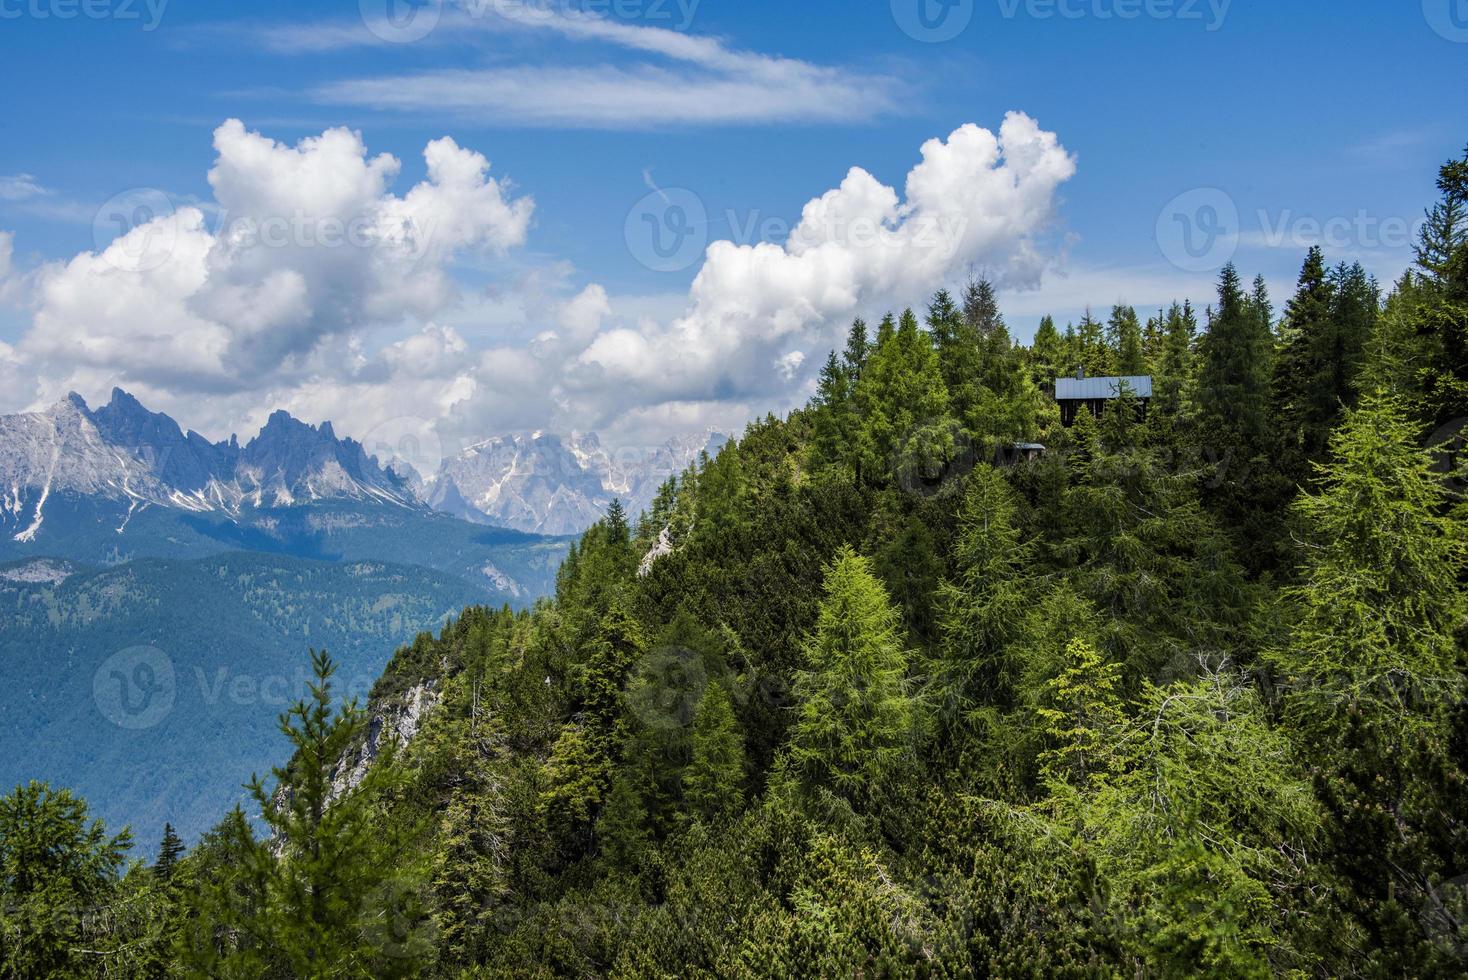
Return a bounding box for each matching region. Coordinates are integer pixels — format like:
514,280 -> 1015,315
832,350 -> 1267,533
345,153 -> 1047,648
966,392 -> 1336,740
777,547 -> 916,817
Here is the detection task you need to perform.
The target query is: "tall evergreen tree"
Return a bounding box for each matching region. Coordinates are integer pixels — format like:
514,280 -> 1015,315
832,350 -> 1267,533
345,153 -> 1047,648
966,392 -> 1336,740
1196,264 -> 1280,543
963,277 -> 1004,338
184,650 -> 432,977
0,782 -> 132,978
1107,304 -> 1146,375
1152,300 -> 1197,425
1029,314 -> 1064,389
853,309 -> 953,485
1074,308 -> 1109,376
932,466 -> 1031,744
154,823 -> 184,884
682,682 -> 745,825
842,318 -> 872,378
777,547 -> 915,817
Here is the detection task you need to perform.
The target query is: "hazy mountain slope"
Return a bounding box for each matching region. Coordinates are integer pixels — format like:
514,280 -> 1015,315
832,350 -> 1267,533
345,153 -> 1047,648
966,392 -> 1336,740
0,552 -> 494,841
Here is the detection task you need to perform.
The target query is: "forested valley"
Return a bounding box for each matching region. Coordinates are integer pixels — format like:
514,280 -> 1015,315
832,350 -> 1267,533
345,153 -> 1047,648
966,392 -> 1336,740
4,146 -> 1467,979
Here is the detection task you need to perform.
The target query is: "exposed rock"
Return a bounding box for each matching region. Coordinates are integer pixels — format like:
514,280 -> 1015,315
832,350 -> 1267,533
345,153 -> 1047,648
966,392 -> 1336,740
638,524 -> 676,577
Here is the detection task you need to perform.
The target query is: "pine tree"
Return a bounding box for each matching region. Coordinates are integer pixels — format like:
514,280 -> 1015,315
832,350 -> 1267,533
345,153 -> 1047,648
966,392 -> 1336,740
853,309 -> 953,484
1029,314 -> 1064,389
1268,390 -> 1468,972
0,782 -> 132,978
1074,308 -> 1109,376
154,823 -> 184,884
1035,638 -> 1125,789
842,318 -> 871,378
1196,264 -> 1281,544
1152,300 -> 1197,424
932,465 -> 1031,743
1269,390 -> 1465,719
1416,143 -> 1468,291
926,288 -> 963,352
929,289 -> 984,436
184,650 -> 432,976
1107,304 -> 1146,375
682,682 -> 745,824
778,547 -> 915,815
963,277 -> 1005,337
605,498 -> 630,547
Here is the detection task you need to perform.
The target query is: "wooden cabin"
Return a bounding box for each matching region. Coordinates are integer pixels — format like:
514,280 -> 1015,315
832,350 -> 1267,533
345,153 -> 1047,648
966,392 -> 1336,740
1054,371 -> 1153,426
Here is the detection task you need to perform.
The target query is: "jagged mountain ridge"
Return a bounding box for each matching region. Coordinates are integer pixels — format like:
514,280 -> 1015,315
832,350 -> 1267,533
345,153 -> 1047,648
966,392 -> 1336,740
428,429 -> 729,536
0,389 -> 727,542
0,389 -> 416,544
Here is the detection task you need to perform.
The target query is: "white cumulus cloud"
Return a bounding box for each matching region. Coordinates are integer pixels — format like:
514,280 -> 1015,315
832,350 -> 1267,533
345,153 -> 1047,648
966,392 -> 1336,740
4,115 -> 1076,459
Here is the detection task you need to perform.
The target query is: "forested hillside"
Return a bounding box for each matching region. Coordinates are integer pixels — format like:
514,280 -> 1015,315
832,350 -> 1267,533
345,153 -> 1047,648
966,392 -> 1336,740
4,147 -> 1467,978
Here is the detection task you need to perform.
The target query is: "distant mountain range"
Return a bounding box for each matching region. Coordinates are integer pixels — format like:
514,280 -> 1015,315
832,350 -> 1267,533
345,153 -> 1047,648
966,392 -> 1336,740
0,387 -> 724,544
0,389 -> 721,840
427,429 -> 727,536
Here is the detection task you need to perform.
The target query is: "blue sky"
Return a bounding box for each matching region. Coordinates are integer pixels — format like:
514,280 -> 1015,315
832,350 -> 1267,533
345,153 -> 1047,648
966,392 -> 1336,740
0,0 -> 1464,450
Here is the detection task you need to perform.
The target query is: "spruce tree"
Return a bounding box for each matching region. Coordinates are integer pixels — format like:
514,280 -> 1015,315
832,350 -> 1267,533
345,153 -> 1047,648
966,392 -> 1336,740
682,682 -> 745,824
1074,308 -> 1109,376
1196,264 -> 1282,546
843,318 -> 872,378
1029,314 -> 1064,389
0,782 -> 132,978
1152,300 -> 1197,426
853,309 -> 953,484
154,823 -> 184,884
932,465 -> 1032,747
962,277 -> 1004,337
1035,638 -> 1125,789
1269,390 -> 1464,718
1107,304 -> 1146,375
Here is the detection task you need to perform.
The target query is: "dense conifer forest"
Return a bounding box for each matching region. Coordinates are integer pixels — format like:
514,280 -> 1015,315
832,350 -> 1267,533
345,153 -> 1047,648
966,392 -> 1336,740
3,146 -> 1467,978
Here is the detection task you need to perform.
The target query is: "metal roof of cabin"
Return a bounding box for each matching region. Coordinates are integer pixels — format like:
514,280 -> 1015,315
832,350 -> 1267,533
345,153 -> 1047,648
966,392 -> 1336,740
1054,375 -> 1153,400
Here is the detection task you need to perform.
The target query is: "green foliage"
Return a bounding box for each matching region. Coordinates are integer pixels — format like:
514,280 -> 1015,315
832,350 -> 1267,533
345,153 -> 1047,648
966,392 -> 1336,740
1269,390 -> 1465,717
776,547 -> 915,819
180,650 -> 433,977
0,781 -> 135,977
682,681 -> 746,825
1035,638 -> 1125,789
17,149 -> 1468,973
